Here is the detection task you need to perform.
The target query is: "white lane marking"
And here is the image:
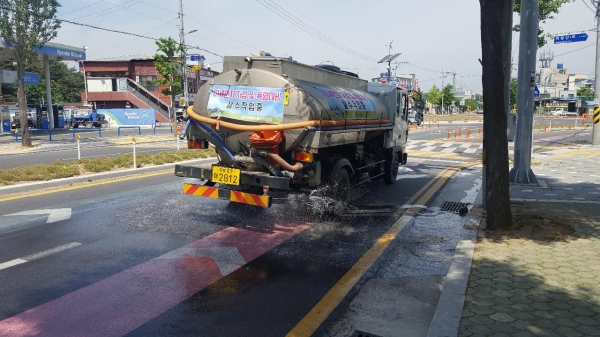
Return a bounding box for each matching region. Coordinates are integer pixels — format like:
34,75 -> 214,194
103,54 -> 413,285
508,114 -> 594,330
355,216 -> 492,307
0,242 -> 82,271
459,143 -> 472,148
442,147 -> 456,153
159,246 -> 246,277
397,174 -> 431,180
3,208 -> 72,224
464,148 -> 478,154
440,143 -> 453,148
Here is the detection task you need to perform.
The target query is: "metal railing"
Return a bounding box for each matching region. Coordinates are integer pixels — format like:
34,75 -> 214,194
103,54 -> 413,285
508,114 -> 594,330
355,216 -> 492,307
125,78 -> 170,120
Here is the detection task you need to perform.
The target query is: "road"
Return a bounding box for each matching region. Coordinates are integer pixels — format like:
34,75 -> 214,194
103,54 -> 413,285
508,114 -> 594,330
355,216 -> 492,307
0,148 -> 474,336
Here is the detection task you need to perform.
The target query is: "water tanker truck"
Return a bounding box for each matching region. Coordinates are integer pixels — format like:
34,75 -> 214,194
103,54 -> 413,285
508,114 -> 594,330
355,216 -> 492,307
175,55 -> 424,208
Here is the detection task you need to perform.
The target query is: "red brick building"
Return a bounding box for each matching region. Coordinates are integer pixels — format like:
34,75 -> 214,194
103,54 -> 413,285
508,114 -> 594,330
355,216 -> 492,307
79,58 -> 219,121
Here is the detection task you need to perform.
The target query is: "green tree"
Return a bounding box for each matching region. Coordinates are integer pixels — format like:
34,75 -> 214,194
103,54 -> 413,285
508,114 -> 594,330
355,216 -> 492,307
464,98 -> 480,111
427,85 -> 441,110
514,0 -> 575,47
577,86 -> 594,101
441,84 -> 458,108
481,0 -> 513,230
0,0 -> 61,147
153,37 -> 184,123
1,61 -> 84,104
510,77 -> 518,108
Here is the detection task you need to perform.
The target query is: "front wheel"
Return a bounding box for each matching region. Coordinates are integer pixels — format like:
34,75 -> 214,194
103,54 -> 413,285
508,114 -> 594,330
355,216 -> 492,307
384,152 -> 400,185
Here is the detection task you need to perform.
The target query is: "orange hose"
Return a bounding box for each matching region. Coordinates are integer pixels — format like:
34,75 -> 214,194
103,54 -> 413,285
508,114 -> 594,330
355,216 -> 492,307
187,106 -> 390,131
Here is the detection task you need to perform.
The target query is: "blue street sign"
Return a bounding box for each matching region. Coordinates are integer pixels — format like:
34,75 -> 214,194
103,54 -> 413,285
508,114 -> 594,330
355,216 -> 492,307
534,85 -> 540,98
380,72 -> 387,78
190,55 -> 201,61
554,33 -> 588,44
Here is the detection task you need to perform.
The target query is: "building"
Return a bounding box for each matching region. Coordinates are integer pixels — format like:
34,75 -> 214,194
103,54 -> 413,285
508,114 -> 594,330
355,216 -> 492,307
79,58 -> 219,122
536,63 -> 588,99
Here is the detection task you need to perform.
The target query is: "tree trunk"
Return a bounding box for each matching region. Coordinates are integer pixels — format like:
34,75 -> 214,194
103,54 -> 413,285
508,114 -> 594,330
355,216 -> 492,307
480,0 -> 513,229
16,67 -> 32,147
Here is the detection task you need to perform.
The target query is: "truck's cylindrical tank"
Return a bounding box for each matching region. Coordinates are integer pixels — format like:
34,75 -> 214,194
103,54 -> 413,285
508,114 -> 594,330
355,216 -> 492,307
192,63 -> 391,155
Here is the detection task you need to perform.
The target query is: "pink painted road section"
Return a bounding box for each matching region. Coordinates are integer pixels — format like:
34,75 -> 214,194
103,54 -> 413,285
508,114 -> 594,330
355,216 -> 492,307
533,134 -> 573,143
0,224 -> 310,337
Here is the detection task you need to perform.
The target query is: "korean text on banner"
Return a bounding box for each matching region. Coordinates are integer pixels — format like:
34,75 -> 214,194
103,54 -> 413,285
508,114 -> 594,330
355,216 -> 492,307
207,86 -> 285,124
314,86 -> 378,120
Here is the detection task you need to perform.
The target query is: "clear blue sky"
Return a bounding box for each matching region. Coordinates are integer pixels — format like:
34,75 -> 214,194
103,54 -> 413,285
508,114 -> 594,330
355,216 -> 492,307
56,0 -> 595,93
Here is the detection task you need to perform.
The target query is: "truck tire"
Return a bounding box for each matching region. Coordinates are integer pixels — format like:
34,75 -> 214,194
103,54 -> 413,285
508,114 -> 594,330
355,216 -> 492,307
86,122 -> 92,128
329,166 -> 350,202
383,152 -> 400,185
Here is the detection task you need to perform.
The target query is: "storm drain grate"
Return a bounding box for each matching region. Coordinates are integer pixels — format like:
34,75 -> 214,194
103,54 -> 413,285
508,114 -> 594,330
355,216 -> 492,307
440,201 -> 470,213
350,331 -> 383,337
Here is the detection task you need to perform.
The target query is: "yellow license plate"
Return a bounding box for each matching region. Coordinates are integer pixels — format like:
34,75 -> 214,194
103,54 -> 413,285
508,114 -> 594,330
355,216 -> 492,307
211,165 -> 241,186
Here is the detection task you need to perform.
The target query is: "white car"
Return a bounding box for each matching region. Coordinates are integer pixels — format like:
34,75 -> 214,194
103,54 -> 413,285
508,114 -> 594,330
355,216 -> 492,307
550,108 -> 565,116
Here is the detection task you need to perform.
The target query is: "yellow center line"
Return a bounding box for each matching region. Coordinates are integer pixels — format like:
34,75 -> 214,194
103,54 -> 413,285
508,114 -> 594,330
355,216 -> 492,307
552,147 -> 596,159
286,160 -> 479,337
0,171 -> 171,203
580,151 -> 600,160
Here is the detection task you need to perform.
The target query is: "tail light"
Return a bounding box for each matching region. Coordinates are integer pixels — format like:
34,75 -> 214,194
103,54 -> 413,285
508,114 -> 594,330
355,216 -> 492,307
188,140 -> 209,149
293,151 -> 313,163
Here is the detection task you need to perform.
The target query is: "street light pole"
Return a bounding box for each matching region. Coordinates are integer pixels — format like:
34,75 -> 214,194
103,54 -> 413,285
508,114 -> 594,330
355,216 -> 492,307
82,46 -> 88,107
179,0 -> 187,122
593,2 -> 600,145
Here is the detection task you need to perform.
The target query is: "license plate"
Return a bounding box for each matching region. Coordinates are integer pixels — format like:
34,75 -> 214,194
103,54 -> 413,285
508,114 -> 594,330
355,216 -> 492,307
211,165 -> 241,186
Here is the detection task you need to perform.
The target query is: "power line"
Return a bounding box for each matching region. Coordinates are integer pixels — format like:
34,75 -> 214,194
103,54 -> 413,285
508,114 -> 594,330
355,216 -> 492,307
91,18 -> 179,58
554,42 -> 596,57
68,0 -> 143,21
582,0 -> 596,13
254,0 -> 376,62
61,19 -> 224,58
183,15 -> 259,52
264,0 -> 375,61
58,0 -> 105,17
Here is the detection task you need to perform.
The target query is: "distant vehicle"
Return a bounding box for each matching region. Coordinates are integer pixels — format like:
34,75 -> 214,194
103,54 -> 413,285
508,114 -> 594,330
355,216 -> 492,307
69,109 -> 106,128
475,109 -> 483,114
407,113 -> 422,125
550,108 -> 565,116
11,110 -> 37,129
176,108 -> 185,122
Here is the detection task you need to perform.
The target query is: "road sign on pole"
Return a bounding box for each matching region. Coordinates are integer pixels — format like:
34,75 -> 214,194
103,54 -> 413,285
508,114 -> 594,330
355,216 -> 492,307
534,85 -> 540,98
554,33 -> 588,44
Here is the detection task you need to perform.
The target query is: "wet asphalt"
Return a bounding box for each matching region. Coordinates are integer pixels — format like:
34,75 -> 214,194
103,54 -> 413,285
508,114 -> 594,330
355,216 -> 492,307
0,157 -> 449,336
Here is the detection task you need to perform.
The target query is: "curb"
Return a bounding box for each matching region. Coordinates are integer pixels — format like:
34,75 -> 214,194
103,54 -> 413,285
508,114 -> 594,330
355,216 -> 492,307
426,204 -> 485,337
0,157 -> 217,195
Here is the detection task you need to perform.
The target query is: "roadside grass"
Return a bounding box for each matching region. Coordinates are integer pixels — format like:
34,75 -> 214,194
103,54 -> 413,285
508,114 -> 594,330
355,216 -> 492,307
0,149 -> 216,186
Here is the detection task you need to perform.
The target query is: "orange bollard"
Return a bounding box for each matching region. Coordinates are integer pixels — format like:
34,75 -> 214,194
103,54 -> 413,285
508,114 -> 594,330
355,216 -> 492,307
437,121 -> 440,129
447,128 -> 451,139
544,125 -> 547,132
478,128 -> 481,134
422,123 -> 424,130
429,121 -> 431,129
459,127 -> 462,137
454,130 -> 457,138
569,124 -> 571,130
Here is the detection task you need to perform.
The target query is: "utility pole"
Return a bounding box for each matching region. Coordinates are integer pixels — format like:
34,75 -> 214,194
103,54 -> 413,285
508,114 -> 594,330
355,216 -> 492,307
385,40 -> 393,84
509,0 -> 539,184
441,68 -> 445,114
593,2 -> 600,145
178,0 -> 187,124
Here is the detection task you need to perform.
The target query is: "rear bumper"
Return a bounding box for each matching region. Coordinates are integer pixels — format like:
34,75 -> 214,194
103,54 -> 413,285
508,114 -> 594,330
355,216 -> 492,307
183,183 -> 271,208
174,164 -> 291,190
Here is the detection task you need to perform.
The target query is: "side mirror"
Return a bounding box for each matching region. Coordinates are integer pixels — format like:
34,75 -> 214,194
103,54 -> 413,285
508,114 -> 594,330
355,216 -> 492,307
415,100 -> 425,114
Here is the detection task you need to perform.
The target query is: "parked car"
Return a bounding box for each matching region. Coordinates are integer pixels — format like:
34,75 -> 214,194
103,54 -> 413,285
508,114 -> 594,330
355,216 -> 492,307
550,108 -> 565,116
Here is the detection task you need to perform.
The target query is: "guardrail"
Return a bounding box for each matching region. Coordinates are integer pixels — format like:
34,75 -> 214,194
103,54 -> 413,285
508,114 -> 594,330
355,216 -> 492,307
14,128 -> 53,142
72,127 -> 102,139
118,126 -> 141,136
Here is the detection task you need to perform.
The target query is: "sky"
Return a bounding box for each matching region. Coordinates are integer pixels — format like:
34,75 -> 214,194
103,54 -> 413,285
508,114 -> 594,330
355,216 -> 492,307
54,0 -> 596,94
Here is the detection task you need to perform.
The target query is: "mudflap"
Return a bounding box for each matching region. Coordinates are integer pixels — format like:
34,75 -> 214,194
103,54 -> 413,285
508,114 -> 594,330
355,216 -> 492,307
183,183 -> 271,208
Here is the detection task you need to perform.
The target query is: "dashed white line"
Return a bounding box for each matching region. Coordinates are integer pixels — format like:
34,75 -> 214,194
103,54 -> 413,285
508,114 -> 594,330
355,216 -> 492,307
0,242 -> 82,271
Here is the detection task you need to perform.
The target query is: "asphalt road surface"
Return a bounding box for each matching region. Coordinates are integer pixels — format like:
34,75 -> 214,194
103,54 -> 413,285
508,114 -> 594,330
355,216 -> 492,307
0,153 -> 460,336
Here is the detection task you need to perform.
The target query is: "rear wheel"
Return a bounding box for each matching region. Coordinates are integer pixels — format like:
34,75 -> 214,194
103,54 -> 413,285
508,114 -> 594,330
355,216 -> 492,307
329,167 -> 350,202
384,152 -> 400,185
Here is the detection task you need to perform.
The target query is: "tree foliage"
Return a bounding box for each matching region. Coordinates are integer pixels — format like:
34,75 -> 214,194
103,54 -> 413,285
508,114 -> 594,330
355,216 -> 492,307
427,85 -> 441,106
464,98 -> 481,111
577,86 -> 594,101
514,0 -> 575,47
153,37 -> 183,101
441,84 -> 459,108
0,0 -> 61,147
1,61 -> 84,104
510,77 -> 518,108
